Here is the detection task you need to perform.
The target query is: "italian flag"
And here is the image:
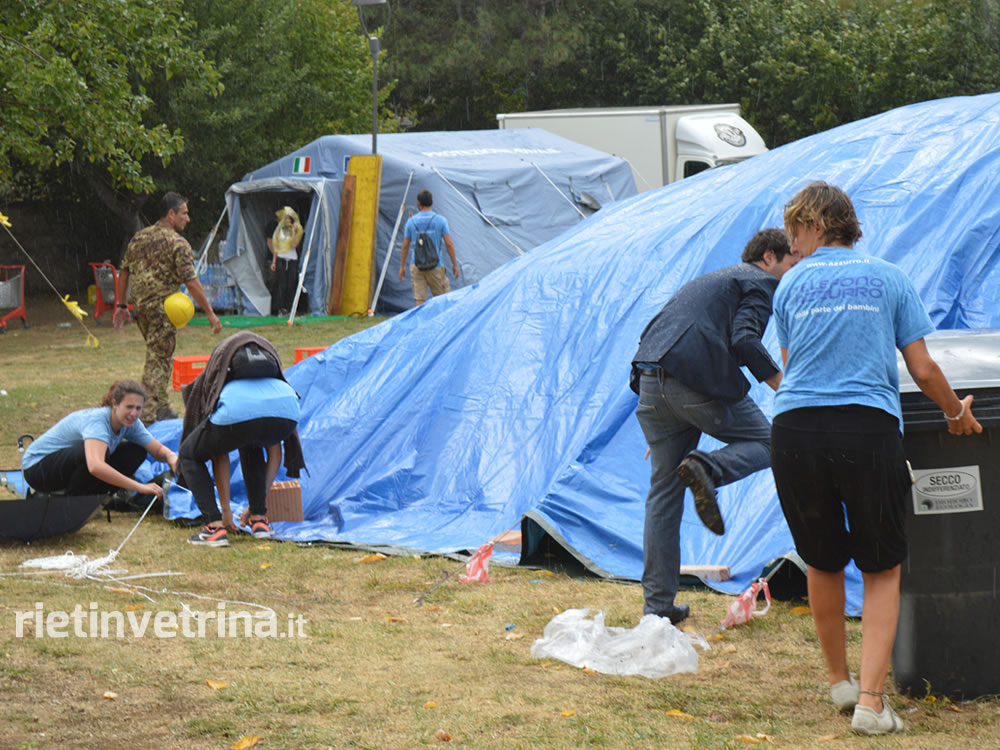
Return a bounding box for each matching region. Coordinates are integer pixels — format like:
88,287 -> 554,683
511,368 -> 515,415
292,156 -> 311,174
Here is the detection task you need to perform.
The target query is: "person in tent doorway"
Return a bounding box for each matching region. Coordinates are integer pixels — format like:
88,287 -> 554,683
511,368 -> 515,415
399,190 -> 459,306
114,192 -> 223,424
630,228 -> 799,625
771,181 -> 981,735
268,205 -> 304,316
178,331 -> 305,547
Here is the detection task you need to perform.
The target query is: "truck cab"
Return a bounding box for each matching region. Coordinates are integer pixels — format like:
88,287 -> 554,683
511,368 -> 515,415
674,111 -> 767,182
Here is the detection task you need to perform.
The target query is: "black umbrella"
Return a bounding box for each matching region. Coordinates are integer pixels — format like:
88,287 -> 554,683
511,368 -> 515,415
0,492 -> 106,542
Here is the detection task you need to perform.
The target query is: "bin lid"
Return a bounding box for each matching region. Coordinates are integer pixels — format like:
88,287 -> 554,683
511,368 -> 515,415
898,329 -> 1000,393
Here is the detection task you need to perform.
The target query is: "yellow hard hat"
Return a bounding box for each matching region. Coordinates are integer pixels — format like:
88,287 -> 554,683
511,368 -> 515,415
164,292 -> 195,328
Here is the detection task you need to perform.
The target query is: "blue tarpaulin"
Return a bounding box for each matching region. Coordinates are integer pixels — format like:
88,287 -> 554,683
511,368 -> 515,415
159,94 -> 1000,615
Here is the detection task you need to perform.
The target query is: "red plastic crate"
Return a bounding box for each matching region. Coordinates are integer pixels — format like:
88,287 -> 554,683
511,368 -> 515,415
172,354 -> 210,391
294,345 -> 328,363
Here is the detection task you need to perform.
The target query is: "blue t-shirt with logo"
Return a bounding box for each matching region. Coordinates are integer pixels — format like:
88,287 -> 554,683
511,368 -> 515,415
22,407 -> 153,470
773,246 -> 934,427
209,378 -> 301,426
403,211 -> 450,266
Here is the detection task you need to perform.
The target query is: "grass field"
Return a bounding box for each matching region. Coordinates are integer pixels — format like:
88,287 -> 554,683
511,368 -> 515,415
1,296 -> 998,749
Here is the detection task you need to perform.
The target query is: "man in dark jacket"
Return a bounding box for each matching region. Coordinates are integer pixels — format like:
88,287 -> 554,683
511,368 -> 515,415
630,228 -> 797,623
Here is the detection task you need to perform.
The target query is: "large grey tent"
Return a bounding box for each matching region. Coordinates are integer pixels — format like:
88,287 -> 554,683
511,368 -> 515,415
222,129 -> 637,314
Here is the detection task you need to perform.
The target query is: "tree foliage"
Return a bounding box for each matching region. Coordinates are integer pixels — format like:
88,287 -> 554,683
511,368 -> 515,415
384,0 -> 1000,146
0,0 -> 219,200
151,0 -> 380,230
1,0 -> 381,238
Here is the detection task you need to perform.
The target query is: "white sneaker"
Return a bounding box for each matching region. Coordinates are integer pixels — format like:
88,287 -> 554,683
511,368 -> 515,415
830,674 -> 859,712
851,699 -> 905,735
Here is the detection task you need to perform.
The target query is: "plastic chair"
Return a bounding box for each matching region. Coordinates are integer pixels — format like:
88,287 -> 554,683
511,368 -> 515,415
0,265 -> 28,332
88,261 -> 130,323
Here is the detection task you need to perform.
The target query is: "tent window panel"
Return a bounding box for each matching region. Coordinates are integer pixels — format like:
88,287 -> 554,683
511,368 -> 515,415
473,183 -> 521,225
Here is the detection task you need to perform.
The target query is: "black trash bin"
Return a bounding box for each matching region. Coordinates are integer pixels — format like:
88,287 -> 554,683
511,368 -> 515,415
892,329 -> 1000,699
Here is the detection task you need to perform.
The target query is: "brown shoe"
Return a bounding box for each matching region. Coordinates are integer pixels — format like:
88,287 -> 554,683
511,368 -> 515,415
677,457 -> 724,535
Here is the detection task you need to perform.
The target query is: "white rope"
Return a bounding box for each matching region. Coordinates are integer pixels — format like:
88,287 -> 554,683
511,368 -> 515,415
531,163 -> 586,219
431,167 -> 523,254
20,488 -> 160,578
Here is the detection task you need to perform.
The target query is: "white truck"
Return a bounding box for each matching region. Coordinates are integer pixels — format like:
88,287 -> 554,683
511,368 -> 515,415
496,104 -> 767,192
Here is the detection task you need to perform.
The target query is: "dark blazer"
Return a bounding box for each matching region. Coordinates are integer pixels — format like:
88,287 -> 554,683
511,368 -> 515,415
630,263 -> 781,403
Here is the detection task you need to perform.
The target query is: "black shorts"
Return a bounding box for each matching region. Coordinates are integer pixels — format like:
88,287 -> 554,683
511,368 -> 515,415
771,406 -> 911,573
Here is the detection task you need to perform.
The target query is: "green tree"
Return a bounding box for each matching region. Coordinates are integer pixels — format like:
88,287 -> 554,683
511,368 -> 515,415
151,0 -> 380,235
0,0 -> 219,211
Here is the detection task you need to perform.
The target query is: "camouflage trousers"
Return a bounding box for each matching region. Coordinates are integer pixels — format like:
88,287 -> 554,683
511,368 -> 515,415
135,302 -> 177,423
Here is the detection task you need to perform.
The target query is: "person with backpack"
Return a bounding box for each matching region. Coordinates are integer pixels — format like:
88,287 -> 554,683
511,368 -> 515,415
398,189 -> 459,306
177,331 -> 305,547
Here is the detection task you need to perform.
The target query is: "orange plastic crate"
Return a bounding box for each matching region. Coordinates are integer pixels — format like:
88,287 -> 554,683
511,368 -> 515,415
294,345 -> 328,363
172,354 -> 210,391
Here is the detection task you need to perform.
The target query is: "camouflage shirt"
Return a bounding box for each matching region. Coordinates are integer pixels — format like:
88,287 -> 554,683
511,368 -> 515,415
121,222 -> 197,307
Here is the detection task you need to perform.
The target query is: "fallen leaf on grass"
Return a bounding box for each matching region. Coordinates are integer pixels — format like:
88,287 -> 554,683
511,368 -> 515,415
423,605 -> 441,611
665,709 -> 696,721
560,709 -> 576,717
109,588 -> 135,594
735,735 -> 761,743
709,633 -> 725,641
707,659 -> 732,672
435,728 -> 451,741
789,606 -> 811,616
580,667 -> 596,674
206,679 -> 227,690
385,616 -> 407,623
423,701 -> 437,709
947,704 -> 964,713
233,737 -> 260,749
124,604 -> 143,611
722,644 -> 737,654
259,562 -> 271,570
538,570 -> 555,577
817,733 -> 843,741
359,553 -> 387,563
505,632 -> 525,641
102,691 -> 118,700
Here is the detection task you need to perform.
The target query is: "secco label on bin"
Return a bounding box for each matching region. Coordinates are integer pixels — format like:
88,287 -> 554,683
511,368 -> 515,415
911,465 -> 983,515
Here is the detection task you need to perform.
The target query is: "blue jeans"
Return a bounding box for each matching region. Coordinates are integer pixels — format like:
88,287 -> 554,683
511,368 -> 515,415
635,371 -> 772,616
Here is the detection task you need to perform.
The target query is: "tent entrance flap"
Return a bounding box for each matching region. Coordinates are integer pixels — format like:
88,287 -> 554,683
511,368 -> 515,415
223,177 -> 335,316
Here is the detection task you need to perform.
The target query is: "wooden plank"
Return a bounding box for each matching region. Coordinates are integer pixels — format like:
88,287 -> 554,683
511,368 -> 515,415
328,175 -> 356,315
340,155 -> 382,315
680,564 -> 731,582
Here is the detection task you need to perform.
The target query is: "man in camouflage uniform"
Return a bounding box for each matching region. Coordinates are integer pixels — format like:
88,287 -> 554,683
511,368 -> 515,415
114,192 -> 222,424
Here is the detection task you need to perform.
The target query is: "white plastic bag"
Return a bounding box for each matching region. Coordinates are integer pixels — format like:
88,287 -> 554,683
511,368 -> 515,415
530,608 -> 704,678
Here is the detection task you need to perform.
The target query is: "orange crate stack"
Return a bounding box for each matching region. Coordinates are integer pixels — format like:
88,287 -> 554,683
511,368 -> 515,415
172,355 -> 210,391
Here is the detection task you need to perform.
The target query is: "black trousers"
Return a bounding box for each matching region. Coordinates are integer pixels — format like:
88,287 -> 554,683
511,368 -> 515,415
274,257 -> 299,313
24,441 -> 148,495
178,417 -> 297,522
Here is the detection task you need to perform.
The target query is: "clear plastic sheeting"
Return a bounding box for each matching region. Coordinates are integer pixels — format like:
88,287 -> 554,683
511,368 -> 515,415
530,608 -> 704,678
153,94 -> 1000,616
